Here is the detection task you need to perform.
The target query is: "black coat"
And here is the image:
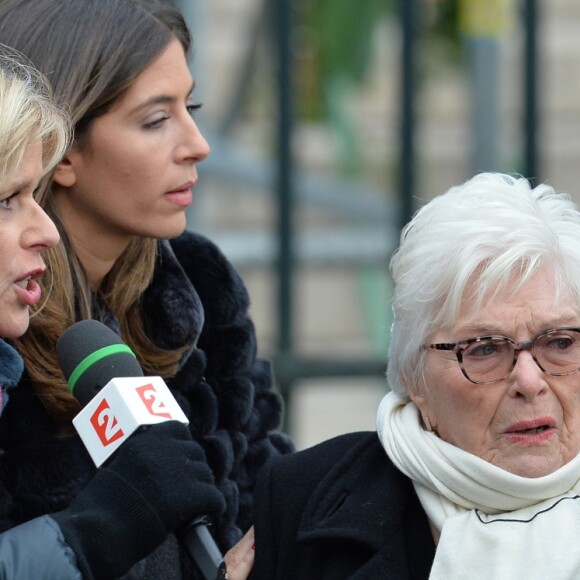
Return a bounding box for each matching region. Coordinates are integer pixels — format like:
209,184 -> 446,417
250,431 -> 436,579
0,232 -> 294,579
0,342 -> 83,578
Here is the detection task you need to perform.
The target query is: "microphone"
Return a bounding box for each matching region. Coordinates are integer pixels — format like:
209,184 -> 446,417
58,319 -> 188,467
56,319 -> 224,580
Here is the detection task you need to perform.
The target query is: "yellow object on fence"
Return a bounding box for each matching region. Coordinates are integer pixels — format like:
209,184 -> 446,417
458,0 -> 514,38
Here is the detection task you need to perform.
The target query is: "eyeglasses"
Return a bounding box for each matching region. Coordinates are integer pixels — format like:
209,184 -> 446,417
424,327 -> 580,385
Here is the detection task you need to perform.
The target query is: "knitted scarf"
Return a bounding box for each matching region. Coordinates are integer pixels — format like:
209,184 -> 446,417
377,391 -> 580,579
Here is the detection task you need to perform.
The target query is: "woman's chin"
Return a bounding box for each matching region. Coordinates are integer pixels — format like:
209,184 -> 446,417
494,454 -> 567,479
0,318 -> 30,340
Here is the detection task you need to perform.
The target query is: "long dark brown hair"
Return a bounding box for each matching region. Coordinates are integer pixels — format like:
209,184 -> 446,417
0,0 -> 193,422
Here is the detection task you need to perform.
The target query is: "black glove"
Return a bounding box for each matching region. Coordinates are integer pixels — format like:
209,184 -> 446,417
53,421 -> 226,580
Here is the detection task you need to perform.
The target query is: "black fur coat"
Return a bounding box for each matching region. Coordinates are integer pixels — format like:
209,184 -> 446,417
0,231 -> 294,578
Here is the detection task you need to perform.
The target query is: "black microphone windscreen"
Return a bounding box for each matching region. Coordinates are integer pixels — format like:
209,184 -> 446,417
57,319 -> 143,407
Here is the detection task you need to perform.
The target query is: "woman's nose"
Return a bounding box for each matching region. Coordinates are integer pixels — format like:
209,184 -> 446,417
20,202 -> 60,251
508,350 -> 548,401
178,116 -> 210,164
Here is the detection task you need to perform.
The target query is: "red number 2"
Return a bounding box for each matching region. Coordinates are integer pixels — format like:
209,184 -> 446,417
90,398 -> 125,446
136,383 -> 172,419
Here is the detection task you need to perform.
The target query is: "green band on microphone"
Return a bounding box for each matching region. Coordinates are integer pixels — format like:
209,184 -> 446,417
67,344 -> 137,392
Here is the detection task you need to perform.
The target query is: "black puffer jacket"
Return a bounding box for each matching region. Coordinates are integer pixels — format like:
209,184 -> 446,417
0,231 -> 294,578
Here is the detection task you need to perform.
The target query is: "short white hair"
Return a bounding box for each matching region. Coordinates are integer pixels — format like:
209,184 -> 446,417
387,172 -> 580,398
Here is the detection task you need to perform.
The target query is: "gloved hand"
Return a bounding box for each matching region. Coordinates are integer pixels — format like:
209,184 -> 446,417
52,421 -> 225,580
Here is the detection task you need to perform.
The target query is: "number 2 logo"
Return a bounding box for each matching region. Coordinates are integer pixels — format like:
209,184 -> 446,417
90,398 -> 125,446
136,383 -> 172,419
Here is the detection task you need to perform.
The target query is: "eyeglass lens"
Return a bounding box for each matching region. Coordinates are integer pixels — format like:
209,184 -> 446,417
461,329 -> 580,383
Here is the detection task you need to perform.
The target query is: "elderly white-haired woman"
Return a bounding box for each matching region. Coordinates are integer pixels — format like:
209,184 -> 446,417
248,172 -> 580,579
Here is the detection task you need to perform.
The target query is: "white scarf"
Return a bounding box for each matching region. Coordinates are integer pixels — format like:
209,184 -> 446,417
377,391 -> 580,579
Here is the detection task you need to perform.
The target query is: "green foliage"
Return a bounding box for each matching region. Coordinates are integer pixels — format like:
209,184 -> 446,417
296,0 -> 463,121
296,0 -> 392,121
430,0 -> 460,47
307,0 -> 392,83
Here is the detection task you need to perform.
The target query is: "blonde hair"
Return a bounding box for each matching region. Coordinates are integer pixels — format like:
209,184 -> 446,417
0,44 -> 72,415
0,44 -> 70,186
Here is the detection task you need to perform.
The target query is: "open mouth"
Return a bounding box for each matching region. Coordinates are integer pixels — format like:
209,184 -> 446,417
14,271 -> 44,306
515,425 -> 550,435
505,420 -> 554,441
15,277 -> 32,290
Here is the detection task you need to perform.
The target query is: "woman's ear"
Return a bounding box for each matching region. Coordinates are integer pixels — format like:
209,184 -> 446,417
406,379 -> 437,433
405,381 -> 435,431
407,383 -> 428,414
52,155 -> 77,188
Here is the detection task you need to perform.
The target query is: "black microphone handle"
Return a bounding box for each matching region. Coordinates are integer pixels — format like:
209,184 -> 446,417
183,516 -> 224,579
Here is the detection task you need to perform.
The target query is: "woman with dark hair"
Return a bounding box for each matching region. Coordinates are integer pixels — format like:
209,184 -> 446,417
0,1 -> 292,578
0,44 -> 225,580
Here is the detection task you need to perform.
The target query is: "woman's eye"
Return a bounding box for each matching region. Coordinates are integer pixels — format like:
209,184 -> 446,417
546,336 -> 574,350
143,102 -> 202,129
186,103 -> 202,117
467,341 -> 499,358
0,191 -> 17,209
144,115 -> 169,129
144,116 -> 168,129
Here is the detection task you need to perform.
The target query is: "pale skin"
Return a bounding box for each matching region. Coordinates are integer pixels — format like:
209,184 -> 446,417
411,269 -> 580,480
223,526 -> 255,579
51,38 -> 210,290
409,269 -> 580,544
0,140 -> 60,339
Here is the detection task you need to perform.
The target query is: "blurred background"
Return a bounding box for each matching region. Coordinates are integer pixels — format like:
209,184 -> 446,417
168,0 -> 577,450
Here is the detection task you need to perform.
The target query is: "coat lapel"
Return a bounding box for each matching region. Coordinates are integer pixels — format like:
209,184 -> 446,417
296,432 -> 421,577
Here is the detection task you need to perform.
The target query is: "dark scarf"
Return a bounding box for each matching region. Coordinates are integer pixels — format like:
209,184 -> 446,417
0,339 -> 23,414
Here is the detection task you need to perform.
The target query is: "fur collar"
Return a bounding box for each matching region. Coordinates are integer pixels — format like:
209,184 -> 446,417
92,239 -> 204,364
0,339 -> 24,413
142,239 -> 205,352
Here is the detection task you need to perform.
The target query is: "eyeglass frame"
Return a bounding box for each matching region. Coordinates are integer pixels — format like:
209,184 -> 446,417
423,326 -> 580,385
